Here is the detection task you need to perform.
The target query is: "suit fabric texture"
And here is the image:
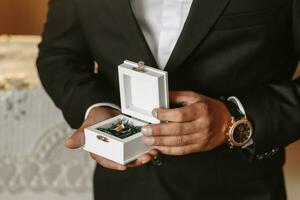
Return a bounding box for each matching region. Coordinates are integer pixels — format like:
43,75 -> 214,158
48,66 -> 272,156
37,0 -> 300,199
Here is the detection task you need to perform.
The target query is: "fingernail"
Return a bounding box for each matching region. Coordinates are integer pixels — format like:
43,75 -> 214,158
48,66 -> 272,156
64,137 -> 72,147
141,126 -> 152,136
141,159 -> 149,164
144,137 -> 155,146
118,165 -> 126,171
152,109 -> 158,118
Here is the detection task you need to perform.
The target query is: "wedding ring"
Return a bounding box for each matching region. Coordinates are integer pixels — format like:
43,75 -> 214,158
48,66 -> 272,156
113,123 -> 125,132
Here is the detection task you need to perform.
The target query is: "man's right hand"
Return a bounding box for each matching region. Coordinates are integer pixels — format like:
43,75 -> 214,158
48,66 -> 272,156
64,106 -> 159,171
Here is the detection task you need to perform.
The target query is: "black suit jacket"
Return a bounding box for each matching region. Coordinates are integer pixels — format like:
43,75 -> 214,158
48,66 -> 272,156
37,0 -> 300,199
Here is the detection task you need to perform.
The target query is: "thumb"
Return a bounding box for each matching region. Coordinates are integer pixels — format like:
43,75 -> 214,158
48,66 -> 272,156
169,91 -> 202,105
64,128 -> 85,149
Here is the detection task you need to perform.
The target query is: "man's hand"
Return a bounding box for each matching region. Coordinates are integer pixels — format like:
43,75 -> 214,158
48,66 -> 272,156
65,106 -> 159,171
142,91 -> 231,155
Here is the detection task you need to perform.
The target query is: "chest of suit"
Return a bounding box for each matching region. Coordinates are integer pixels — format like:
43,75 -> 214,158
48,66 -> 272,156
75,0 -> 296,98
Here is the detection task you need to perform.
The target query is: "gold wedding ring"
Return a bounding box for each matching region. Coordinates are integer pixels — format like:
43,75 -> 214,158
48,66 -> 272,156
113,123 -> 126,132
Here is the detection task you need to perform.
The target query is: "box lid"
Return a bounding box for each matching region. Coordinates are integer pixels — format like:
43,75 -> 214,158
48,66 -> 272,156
118,60 -> 169,124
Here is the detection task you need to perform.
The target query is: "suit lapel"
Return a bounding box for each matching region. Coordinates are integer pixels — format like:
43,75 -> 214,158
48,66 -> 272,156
165,0 -> 230,71
102,0 -> 158,68
102,0 -> 230,70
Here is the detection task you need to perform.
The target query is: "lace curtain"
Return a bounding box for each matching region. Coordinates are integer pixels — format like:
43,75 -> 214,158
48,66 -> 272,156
0,35 -> 95,200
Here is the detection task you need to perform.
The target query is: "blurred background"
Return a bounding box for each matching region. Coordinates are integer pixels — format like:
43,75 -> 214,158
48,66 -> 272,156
0,1 -> 94,200
0,0 -> 299,200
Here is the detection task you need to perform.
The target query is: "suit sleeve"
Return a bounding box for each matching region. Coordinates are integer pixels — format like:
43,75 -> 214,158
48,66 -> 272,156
234,1 -> 300,155
36,0 -> 119,129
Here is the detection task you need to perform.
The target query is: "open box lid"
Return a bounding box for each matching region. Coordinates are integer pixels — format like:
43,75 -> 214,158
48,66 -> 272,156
118,60 -> 169,124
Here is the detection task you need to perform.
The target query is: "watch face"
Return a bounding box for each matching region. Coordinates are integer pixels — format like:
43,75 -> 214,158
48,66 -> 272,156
230,119 -> 252,146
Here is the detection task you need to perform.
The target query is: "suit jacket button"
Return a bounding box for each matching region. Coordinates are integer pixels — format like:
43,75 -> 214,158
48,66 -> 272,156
152,154 -> 164,166
256,148 -> 279,160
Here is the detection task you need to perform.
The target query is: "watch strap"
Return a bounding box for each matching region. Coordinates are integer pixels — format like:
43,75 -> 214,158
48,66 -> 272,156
227,96 -> 246,115
222,99 -> 244,120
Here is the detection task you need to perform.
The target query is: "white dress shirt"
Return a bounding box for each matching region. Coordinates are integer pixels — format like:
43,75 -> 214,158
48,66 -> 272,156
85,0 -> 194,118
131,0 -> 193,69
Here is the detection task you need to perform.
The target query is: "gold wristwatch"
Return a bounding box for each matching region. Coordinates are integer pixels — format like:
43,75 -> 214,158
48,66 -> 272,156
223,97 -> 253,148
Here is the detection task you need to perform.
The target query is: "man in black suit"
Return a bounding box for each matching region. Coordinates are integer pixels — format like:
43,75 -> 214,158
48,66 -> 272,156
37,0 -> 300,199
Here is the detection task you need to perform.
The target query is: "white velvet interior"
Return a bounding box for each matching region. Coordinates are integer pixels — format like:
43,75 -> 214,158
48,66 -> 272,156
119,61 -> 169,124
123,74 -> 159,119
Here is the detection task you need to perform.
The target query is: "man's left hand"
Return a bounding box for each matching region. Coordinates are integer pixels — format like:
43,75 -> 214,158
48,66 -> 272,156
142,91 -> 232,155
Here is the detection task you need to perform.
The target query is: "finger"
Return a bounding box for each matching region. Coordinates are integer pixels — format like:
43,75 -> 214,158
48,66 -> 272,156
126,154 -> 152,167
144,134 -> 199,146
64,129 -> 85,149
154,100 -> 211,123
142,121 -> 198,136
126,149 -> 159,167
90,153 -> 127,171
153,105 -> 198,122
169,91 -> 203,105
154,144 -> 199,156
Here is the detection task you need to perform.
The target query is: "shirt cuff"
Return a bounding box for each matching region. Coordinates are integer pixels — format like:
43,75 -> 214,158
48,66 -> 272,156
85,103 -> 121,119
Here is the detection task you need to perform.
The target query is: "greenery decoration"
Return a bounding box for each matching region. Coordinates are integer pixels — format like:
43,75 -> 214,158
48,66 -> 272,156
97,119 -> 141,139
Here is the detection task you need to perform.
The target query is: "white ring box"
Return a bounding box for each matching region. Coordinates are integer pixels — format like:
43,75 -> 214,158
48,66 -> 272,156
83,60 -> 169,165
